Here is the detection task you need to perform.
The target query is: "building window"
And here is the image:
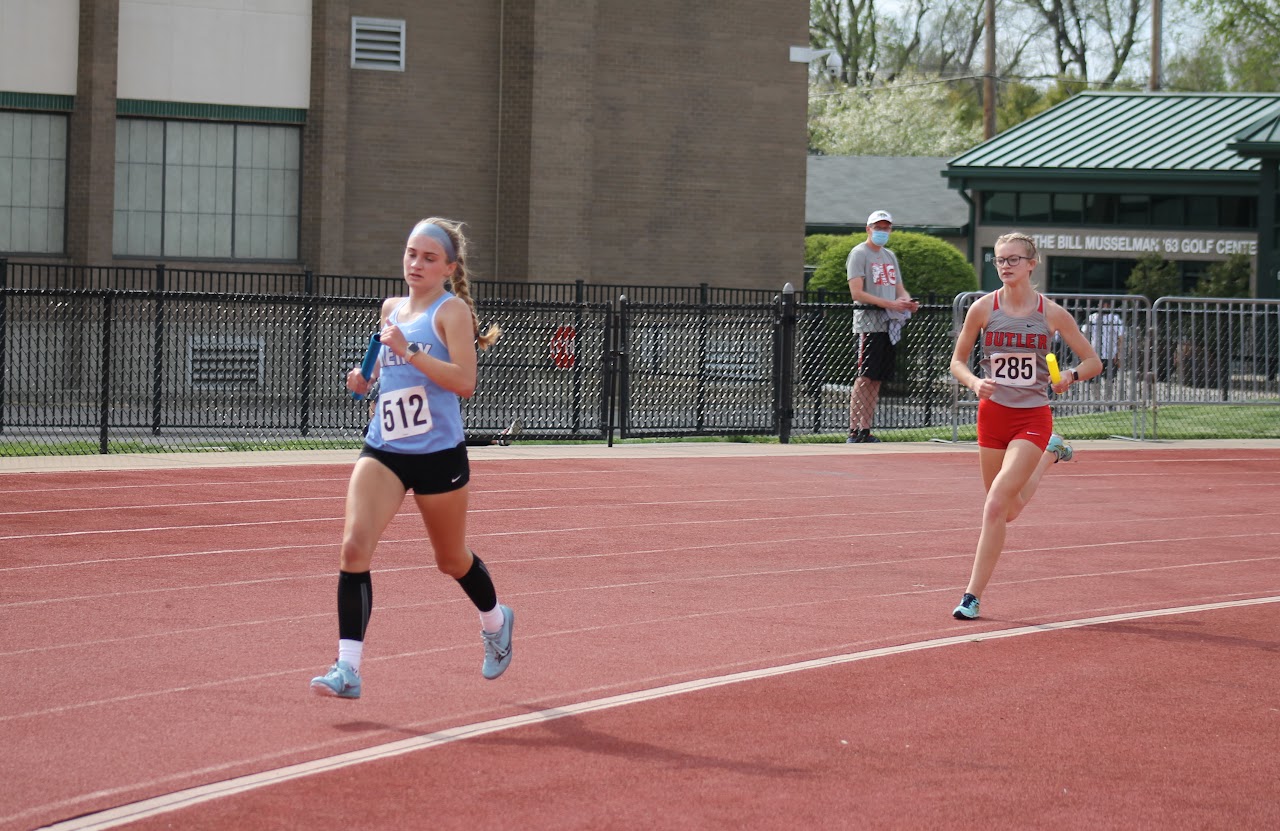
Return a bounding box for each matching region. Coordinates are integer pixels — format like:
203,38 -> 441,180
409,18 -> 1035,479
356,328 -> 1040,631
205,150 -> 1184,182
1150,194 -> 1183,227
985,191 -> 1258,230
1048,257 -> 1209,293
1052,193 -> 1083,224
1219,195 -> 1255,229
0,111 -> 67,254
114,119 -> 299,260
1083,194 -> 1117,224
1185,195 -> 1217,227
983,192 -> 1015,223
1019,193 -> 1051,223
1117,195 -> 1150,225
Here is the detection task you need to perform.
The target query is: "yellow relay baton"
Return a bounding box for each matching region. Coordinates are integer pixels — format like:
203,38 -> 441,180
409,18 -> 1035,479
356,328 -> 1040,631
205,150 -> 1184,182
1046,352 -> 1061,384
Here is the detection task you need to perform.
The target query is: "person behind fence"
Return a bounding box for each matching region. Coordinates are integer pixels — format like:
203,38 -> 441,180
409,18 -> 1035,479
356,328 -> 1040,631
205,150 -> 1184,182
1084,299 -> 1125,397
310,217 -> 515,699
947,232 -> 1101,621
845,210 -> 920,443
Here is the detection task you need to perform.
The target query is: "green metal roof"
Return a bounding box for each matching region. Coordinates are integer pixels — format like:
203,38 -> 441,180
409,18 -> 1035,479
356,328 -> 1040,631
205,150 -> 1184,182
946,92 -> 1280,181
1230,110 -> 1280,158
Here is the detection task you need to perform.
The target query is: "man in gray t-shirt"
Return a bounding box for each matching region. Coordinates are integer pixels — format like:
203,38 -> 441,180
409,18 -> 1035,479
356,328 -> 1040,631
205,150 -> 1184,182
844,209 -> 918,443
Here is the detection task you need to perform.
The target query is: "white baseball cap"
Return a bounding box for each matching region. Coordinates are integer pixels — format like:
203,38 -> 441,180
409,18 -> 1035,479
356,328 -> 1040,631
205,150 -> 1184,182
866,210 -> 893,225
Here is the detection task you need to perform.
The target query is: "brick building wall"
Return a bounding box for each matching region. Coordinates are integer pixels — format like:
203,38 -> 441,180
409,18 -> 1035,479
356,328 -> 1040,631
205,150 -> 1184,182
324,0 -> 808,289
23,0 -> 809,292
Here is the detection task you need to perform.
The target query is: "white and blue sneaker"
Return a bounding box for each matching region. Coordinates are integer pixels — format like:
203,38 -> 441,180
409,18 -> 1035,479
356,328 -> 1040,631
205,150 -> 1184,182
310,660 -> 361,699
481,605 -> 514,679
1047,433 -> 1074,463
953,593 -> 980,620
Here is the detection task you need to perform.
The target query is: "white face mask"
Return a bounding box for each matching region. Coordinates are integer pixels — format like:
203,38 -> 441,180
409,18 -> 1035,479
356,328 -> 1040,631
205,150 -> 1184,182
870,229 -> 890,246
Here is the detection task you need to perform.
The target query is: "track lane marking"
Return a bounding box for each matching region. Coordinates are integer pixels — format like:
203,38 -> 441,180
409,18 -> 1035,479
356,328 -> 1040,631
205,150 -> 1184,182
30,595 -> 1280,831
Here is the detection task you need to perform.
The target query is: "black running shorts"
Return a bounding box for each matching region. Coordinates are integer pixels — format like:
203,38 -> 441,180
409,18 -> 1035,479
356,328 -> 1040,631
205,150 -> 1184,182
359,441 -> 470,495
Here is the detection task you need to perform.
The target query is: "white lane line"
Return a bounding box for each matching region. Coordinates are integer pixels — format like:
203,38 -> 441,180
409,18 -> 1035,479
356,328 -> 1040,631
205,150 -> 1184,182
29,594 -> 1280,831
0,469 -> 640,496
4,526 -> 1278,613
5,496 -> 1277,544
0,481 -> 844,516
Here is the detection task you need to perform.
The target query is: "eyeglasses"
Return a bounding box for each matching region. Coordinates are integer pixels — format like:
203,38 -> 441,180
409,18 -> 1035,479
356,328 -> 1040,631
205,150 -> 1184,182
993,255 -> 1031,267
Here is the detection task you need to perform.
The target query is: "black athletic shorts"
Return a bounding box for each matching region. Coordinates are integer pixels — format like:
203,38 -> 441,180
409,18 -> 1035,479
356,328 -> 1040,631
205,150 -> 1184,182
855,332 -> 896,382
359,441 -> 470,495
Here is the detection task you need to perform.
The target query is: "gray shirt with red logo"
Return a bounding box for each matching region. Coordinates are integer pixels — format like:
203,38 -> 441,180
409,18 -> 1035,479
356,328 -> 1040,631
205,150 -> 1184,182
979,292 -> 1053,408
846,242 -> 901,333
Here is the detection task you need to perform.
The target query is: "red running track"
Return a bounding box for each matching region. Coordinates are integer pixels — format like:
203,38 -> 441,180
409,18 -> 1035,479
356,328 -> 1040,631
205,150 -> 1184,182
2,447 -> 1278,829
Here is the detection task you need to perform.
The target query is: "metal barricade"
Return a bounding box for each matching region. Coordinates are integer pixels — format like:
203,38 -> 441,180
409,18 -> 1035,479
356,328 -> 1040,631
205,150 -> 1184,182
950,292 -> 1152,440
1150,297 -> 1280,437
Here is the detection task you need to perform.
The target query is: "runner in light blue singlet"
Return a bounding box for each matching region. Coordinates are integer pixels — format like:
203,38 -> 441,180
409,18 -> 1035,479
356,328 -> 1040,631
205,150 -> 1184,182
364,293 -> 465,455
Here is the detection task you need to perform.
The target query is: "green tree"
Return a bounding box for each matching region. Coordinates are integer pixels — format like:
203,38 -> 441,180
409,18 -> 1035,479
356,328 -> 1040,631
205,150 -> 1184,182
1164,38 -> 1229,91
1125,253 -> 1181,302
1194,254 -> 1252,297
1189,0 -> 1280,42
1186,0 -> 1280,90
1227,35 -> 1280,91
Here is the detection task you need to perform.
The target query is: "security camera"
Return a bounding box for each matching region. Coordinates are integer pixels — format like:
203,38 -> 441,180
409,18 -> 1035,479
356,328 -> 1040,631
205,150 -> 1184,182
824,51 -> 842,81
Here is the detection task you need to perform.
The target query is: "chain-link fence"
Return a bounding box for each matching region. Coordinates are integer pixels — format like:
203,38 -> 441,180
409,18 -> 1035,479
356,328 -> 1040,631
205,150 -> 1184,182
1,276 -> 1278,455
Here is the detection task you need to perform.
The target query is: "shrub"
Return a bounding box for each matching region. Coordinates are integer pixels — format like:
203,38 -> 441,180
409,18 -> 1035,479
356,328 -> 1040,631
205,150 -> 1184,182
1126,253 -> 1181,302
804,234 -> 844,267
1194,253 -> 1251,298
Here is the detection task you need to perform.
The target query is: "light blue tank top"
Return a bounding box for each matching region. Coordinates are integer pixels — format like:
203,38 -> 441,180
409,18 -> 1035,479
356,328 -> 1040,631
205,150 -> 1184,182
363,294 -> 466,453
979,291 -> 1053,408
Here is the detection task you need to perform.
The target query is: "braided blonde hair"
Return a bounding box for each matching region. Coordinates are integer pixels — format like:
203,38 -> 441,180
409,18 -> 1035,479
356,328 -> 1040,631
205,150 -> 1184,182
994,231 -> 1038,261
419,217 -> 501,350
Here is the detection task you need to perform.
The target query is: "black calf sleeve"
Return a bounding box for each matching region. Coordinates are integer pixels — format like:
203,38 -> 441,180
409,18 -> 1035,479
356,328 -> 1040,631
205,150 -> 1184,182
455,552 -> 498,613
337,570 -> 372,641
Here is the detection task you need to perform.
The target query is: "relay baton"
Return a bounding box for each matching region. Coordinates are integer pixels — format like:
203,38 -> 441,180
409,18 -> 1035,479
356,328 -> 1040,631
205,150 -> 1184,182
1046,352 -> 1061,384
351,333 -> 381,400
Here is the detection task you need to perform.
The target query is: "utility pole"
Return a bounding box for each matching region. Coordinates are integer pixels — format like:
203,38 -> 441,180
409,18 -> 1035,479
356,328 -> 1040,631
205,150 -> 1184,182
983,0 -> 996,138
1150,0 -> 1163,91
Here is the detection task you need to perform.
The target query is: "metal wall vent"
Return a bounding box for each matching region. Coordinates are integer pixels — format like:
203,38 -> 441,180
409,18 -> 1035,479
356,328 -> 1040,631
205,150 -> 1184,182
351,17 -> 406,71
187,336 -> 265,388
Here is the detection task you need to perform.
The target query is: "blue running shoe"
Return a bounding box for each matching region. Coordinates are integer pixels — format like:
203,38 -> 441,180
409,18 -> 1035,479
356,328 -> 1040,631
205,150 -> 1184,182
952,593 -> 980,620
310,660 -> 361,699
1046,433 -> 1073,463
481,605 -> 514,680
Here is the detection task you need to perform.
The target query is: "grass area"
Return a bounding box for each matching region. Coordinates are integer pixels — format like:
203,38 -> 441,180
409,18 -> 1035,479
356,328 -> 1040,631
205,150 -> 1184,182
1136,404 -> 1280,440
3,405 -> 1278,457
0,438 -> 363,457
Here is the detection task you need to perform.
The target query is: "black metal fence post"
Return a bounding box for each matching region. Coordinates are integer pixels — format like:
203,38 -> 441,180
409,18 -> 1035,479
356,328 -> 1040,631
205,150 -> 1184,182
603,305 -> 617,446
100,293 -> 113,454
615,295 -> 630,441
571,279 -> 584,434
299,270 -> 315,436
151,264 -> 166,435
775,283 -> 797,443
695,282 -> 709,432
0,258 -> 7,435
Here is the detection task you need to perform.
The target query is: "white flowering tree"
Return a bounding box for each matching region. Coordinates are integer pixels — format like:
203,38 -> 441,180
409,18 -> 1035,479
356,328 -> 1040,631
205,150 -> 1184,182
807,75 -> 982,156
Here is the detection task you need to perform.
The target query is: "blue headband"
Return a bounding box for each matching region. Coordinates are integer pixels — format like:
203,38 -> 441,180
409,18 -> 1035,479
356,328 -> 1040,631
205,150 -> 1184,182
410,221 -> 457,262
